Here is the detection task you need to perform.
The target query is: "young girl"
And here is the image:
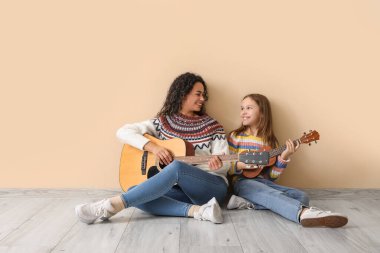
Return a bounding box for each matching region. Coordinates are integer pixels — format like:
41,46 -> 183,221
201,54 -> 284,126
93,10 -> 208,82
75,72 -> 229,224
227,94 -> 348,228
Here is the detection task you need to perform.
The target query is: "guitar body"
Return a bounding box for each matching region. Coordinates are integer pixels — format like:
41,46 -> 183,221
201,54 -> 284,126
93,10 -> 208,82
241,146 -> 276,178
119,134 -> 194,192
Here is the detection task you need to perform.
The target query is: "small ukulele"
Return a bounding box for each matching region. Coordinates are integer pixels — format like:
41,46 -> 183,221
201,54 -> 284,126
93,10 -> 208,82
241,130 -> 320,178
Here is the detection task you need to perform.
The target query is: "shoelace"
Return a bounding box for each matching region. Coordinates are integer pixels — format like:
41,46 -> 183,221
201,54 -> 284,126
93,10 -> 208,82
94,200 -> 106,217
309,207 -> 331,214
246,203 -> 254,209
233,197 -> 254,209
194,203 -> 212,220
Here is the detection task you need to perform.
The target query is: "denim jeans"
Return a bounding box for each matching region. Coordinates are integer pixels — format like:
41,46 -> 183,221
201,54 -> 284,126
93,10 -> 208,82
234,177 -> 310,223
121,161 -> 228,217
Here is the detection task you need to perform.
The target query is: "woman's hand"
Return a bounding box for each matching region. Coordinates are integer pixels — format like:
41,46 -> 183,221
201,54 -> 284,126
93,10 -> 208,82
280,139 -> 300,161
144,142 -> 173,165
236,161 -> 256,170
208,155 -> 223,170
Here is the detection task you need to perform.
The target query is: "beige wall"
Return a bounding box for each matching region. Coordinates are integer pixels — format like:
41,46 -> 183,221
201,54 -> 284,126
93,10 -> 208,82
1,1 -> 379,188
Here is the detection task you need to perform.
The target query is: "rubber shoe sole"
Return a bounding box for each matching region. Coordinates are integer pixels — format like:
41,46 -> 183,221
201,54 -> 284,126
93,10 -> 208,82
301,215 -> 348,228
210,203 -> 223,224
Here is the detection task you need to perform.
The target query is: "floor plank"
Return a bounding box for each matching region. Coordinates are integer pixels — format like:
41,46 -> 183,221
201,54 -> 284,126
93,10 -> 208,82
0,198 -> 49,241
179,210 -> 242,253
229,209 -> 307,252
285,199 -> 373,253
51,208 -> 134,253
115,209 -> 180,253
0,189 -> 379,253
0,198 -> 84,253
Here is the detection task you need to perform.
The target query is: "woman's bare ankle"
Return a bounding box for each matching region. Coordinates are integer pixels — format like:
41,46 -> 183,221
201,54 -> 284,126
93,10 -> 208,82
110,196 -> 125,212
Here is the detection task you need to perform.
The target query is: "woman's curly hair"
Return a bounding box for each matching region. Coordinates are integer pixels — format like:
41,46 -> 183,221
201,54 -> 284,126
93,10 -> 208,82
157,72 -> 208,116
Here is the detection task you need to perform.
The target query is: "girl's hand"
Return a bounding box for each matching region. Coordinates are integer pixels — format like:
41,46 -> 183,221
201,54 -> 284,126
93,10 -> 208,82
208,155 -> 223,170
280,139 -> 299,161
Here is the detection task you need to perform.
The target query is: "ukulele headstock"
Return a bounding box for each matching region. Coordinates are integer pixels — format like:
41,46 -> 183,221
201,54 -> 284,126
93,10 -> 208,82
238,151 -> 269,165
300,130 -> 320,146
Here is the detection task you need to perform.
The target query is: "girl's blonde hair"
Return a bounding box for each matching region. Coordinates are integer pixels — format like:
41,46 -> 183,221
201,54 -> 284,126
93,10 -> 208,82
231,94 -> 279,148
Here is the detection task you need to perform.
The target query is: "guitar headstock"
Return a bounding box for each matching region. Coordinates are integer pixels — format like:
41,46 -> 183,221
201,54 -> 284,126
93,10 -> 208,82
300,130 -> 320,145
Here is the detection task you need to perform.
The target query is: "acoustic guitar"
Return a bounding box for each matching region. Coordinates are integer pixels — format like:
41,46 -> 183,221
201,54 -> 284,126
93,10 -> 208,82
241,130 -> 320,178
119,134 -> 269,191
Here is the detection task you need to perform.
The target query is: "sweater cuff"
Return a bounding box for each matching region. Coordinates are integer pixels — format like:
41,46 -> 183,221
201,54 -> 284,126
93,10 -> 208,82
278,155 -> 290,165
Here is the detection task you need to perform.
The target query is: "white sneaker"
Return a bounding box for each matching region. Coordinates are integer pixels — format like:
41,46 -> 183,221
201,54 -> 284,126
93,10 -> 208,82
227,195 -> 255,210
300,207 -> 348,228
75,199 -> 117,224
194,197 -> 223,224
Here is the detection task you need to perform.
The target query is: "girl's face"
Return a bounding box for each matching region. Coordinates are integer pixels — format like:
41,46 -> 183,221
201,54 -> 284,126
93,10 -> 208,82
240,97 -> 261,127
180,82 -> 206,116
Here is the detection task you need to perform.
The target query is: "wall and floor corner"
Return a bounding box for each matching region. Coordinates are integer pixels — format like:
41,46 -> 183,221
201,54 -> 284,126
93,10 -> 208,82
1,1 -> 379,188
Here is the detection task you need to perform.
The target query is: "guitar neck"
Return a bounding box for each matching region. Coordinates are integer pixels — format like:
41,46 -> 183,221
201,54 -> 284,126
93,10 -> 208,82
174,154 -> 238,164
269,139 -> 301,158
174,139 -> 304,164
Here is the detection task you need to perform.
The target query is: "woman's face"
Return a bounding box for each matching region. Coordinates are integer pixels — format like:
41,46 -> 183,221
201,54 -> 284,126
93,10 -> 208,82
180,82 -> 206,116
240,97 -> 261,127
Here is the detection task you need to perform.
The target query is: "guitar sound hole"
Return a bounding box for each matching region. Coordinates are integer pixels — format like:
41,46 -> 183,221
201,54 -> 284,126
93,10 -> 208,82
159,163 -> 167,169
147,166 -> 160,179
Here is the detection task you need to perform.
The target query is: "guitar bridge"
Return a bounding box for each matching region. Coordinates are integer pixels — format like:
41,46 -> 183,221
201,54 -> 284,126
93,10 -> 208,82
141,151 -> 148,175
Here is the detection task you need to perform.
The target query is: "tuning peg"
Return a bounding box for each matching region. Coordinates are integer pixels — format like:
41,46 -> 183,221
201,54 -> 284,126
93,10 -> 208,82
309,143 -> 311,146
315,141 -> 317,144
304,132 -> 307,135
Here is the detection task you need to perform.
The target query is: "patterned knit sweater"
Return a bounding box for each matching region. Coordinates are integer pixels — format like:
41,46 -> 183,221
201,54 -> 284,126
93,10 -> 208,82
227,131 -> 288,181
116,113 -> 230,183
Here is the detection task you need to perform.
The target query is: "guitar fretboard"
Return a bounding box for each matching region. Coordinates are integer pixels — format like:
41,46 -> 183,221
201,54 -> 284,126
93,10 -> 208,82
174,154 -> 238,164
175,138 -> 304,164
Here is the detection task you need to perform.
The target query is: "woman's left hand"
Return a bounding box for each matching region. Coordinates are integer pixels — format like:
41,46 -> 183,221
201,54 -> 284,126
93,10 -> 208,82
280,139 -> 300,160
208,155 -> 223,170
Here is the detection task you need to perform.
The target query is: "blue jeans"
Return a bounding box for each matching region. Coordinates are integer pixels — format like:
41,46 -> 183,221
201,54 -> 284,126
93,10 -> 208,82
234,177 -> 309,223
121,161 -> 228,217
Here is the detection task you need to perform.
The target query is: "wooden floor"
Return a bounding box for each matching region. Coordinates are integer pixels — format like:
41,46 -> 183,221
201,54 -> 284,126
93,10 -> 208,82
0,189 -> 379,253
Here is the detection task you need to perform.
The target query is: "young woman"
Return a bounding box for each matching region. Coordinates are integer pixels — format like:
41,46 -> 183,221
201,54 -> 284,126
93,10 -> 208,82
227,94 -> 348,228
75,72 -> 229,224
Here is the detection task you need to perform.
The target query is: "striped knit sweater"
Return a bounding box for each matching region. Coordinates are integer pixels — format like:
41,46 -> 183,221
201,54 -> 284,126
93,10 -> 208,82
227,131 -> 288,181
116,113 -> 230,183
